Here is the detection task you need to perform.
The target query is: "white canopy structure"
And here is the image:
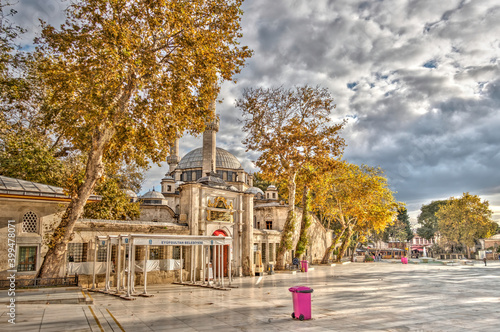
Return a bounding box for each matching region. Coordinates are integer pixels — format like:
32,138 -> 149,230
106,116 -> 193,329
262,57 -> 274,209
93,234 -> 233,299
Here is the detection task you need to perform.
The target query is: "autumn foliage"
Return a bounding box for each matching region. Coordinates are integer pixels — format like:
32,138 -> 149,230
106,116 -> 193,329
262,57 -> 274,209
237,85 -> 345,268
33,0 -> 251,278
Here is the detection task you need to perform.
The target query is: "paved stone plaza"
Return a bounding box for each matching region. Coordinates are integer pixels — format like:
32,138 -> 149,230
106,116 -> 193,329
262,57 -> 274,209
2,261 -> 500,331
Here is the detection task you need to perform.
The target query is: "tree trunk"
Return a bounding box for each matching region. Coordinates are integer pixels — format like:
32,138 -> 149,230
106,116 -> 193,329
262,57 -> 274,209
294,185 -> 310,258
276,173 -> 297,269
321,226 -> 346,264
37,127 -> 114,278
336,226 -> 353,262
350,241 -> 359,262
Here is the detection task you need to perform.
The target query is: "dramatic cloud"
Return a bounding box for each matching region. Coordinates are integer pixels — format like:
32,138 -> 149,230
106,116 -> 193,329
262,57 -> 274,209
11,0 -> 500,222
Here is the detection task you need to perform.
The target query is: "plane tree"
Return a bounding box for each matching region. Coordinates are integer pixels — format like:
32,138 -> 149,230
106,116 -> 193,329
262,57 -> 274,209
436,192 -> 496,258
237,85 -> 345,269
33,0 -> 251,278
312,162 -> 398,263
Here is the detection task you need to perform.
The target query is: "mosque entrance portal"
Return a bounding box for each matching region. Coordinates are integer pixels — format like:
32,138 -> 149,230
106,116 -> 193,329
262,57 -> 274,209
212,230 -> 229,277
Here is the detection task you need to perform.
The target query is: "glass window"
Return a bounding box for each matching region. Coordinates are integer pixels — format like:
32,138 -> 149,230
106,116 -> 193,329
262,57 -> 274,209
135,246 -> 145,261
173,246 -> 181,259
149,246 -> 165,260
67,243 -> 88,262
22,211 -> 38,233
262,243 -> 267,262
266,221 -> 273,230
97,243 -> 107,262
18,246 -> 37,272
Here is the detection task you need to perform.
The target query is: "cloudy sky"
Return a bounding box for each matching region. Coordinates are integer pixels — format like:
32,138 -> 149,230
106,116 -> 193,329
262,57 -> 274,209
11,0 -> 500,223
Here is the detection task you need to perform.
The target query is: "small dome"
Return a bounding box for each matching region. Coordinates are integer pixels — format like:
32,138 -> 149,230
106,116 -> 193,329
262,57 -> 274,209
175,181 -> 185,189
196,174 -> 227,188
245,187 -> 264,196
227,185 -> 239,192
266,185 -> 278,191
162,175 -> 175,182
141,190 -> 165,199
177,147 -> 242,170
123,189 -> 138,198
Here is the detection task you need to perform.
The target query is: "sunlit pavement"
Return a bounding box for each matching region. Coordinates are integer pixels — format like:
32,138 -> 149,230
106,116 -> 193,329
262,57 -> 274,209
2,260 -> 500,331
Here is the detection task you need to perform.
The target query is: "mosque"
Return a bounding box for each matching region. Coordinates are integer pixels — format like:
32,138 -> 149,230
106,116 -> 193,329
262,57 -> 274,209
0,99 -> 332,285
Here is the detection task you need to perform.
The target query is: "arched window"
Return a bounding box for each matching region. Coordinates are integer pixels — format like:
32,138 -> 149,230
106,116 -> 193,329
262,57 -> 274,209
22,211 -> 38,233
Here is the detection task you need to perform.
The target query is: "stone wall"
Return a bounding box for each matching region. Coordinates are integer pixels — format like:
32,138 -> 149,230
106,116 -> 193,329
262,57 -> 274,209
252,206 -> 333,266
0,198 -> 67,278
139,205 -> 177,223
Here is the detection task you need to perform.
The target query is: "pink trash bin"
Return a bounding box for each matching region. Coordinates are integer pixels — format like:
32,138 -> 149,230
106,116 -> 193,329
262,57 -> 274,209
289,286 -> 314,321
301,260 -> 308,272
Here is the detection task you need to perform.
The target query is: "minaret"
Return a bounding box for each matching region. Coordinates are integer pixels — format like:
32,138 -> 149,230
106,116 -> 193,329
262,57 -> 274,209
167,133 -> 180,173
202,98 -> 219,176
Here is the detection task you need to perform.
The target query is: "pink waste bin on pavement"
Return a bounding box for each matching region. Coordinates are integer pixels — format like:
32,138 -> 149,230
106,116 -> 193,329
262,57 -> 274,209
300,260 -> 308,272
289,286 -> 314,321
401,257 -> 408,264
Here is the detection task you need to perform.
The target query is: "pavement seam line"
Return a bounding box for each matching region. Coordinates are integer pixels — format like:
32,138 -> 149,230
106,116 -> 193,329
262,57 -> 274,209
106,308 -> 126,332
88,305 -> 104,332
38,308 -> 45,332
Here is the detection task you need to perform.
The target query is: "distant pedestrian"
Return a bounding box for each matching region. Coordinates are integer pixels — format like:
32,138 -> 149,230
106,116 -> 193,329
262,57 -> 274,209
378,253 -> 382,262
483,257 -> 487,266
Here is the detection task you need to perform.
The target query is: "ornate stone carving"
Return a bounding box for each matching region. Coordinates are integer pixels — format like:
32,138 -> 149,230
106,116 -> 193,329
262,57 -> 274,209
205,117 -> 220,132
207,196 -> 234,222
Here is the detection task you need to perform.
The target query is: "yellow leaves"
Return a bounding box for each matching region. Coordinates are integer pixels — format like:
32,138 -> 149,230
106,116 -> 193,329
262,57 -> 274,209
34,0 -> 251,168
311,161 -> 397,234
436,192 -> 495,247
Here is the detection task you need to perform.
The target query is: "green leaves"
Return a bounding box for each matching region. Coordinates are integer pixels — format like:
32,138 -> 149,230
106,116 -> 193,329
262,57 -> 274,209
83,177 -> 140,220
416,200 -> 448,240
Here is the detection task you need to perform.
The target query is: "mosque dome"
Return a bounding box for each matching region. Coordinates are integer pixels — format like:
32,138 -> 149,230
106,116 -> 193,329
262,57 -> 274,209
141,189 -> 165,200
177,147 -> 242,170
123,189 -> 138,198
245,187 -> 264,196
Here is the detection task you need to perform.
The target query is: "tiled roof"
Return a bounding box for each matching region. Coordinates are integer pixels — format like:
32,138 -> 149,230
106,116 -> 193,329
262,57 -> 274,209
0,175 -> 100,200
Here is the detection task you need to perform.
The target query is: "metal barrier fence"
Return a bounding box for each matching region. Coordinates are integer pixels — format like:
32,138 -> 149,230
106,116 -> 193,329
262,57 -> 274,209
0,275 -> 79,289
